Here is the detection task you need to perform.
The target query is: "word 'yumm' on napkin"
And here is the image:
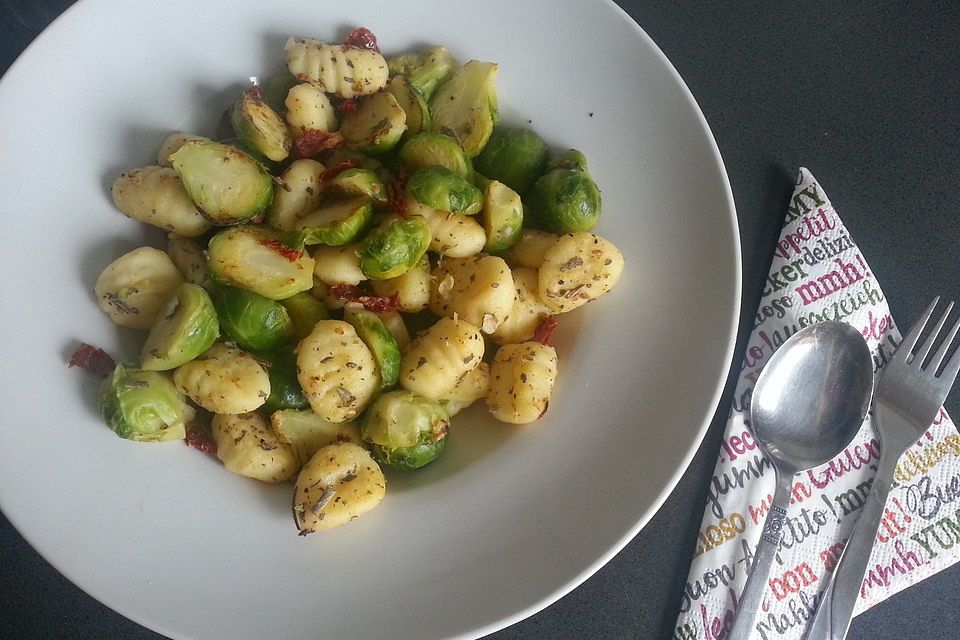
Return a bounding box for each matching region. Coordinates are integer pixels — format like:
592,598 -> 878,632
673,168 -> 960,640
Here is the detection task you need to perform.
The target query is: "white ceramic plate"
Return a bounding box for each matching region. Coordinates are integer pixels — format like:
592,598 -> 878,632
0,1 -> 739,638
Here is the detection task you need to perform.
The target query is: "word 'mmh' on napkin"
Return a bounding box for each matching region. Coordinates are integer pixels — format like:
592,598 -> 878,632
673,168 -> 959,640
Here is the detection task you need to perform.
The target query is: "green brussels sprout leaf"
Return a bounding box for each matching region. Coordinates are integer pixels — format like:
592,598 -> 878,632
387,46 -> 459,102
230,88 -> 292,162
212,286 -> 295,352
325,168 -> 388,206
279,292 -> 328,340
289,196 -> 373,246
386,75 -> 432,141
482,180 -> 524,252
406,166 -> 482,215
430,60 -> 499,158
258,349 -> 309,413
358,215 -> 431,280
344,305 -> 401,389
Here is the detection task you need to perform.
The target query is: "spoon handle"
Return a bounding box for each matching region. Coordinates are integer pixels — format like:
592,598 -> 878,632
802,450 -> 896,640
727,468 -> 794,639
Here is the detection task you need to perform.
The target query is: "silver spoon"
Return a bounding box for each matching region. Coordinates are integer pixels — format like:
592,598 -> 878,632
727,321 -> 874,638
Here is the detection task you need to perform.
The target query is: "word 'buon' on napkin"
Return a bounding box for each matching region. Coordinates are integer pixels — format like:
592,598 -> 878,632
673,168 -> 959,640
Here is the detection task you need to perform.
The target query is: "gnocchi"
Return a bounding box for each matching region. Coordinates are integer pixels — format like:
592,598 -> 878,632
284,82 -> 339,137
266,158 -> 327,231
538,233 -> 624,313
399,317 -> 484,400
486,342 -> 559,424
111,166 -> 212,237
429,255 -> 515,334
94,247 -> 184,330
285,38 -> 389,99
297,320 -> 379,422
173,343 -> 270,414
212,412 -> 299,483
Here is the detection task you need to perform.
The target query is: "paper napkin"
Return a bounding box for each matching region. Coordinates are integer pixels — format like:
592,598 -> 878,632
672,168 -> 960,640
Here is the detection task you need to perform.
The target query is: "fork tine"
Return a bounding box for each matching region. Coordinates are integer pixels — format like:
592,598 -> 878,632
934,313 -> 960,382
917,301 -> 955,367
897,296 -> 940,363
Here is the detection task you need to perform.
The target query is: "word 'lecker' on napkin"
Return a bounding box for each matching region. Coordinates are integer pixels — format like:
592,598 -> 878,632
672,168 -> 960,640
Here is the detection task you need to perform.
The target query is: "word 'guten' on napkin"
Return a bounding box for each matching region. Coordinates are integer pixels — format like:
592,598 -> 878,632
673,168 -> 960,640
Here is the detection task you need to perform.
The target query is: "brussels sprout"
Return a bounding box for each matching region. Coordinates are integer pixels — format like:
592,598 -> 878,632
550,149 -> 589,172
206,226 -> 315,300
406,166 -> 482,215
527,153 -> 602,233
97,363 -> 194,442
140,283 -> 219,371
359,215 -> 431,280
360,390 -> 450,470
258,73 -> 298,114
482,180 -> 524,252
396,131 -> 472,178
212,286 -> 294,352
279,292 -> 328,340
259,349 -> 308,413
473,127 -> 550,194
344,305 -> 401,389
271,408 -> 362,466
430,60 -> 499,157
157,132 -> 209,167
290,196 -> 373,247
386,75 -> 431,140
387,45 -> 459,102
231,88 -> 291,162
325,168 -> 388,206
339,92 -> 407,155
170,140 -> 274,224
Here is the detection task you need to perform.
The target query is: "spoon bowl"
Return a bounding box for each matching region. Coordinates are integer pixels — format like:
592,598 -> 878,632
751,321 -> 876,472
727,320 -> 874,638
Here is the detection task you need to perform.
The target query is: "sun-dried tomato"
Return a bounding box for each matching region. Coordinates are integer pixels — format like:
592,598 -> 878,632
320,159 -> 361,183
331,96 -> 360,116
68,343 -> 116,377
295,130 -> 344,158
185,425 -> 217,455
245,85 -> 265,101
328,284 -> 400,313
259,238 -> 303,262
343,27 -> 380,53
533,316 -> 559,346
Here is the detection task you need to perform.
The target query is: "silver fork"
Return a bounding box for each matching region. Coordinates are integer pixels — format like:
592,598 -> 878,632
804,297 -> 960,640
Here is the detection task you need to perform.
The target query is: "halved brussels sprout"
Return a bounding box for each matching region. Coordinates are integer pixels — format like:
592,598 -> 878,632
259,349 -> 309,413
271,408 -> 362,466
212,286 -> 295,352
170,140 -> 274,225
473,127 -> 550,194
325,168 -> 387,206
430,60 -> 498,157
339,92 -> 407,155
359,215 -> 431,280
290,196 -> 373,247
97,363 -> 194,442
406,166 -> 482,215
360,390 -> 450,470
527,150 -> 602,233
157,132 -> 209,167
206,226 -> 315,300
386,75 -> 431,140
279,292 -> 328,340
140,283 -> 219,371
387,45 -> 459,102
230,88 -> 292,162
482,180 -> 523,252
344,305 -> 401,389
396,131 -> 472,178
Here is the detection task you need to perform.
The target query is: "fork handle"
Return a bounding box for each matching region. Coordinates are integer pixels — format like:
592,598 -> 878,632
803,450 -> 896,640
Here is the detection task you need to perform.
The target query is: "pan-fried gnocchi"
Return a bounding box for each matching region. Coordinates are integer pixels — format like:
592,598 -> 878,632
212,412 -> 299,483
399,317 -> 484,400
85,27 -> 625,535
111,166 -> 212,237
173,343 -> 270,414
297,320 -> 379,422
429,255 -> 515,333
486,342 -> 559,424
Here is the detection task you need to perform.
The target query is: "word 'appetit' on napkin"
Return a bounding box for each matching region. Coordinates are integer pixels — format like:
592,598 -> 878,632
672,168 -> 960,640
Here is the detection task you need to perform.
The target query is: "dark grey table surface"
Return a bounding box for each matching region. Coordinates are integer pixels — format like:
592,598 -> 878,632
2,1 -> 959,639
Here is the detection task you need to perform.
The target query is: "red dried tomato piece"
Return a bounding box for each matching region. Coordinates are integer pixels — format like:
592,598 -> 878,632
320,159 -> 361,183
185,425 -> 217,455
68,343 -> 116,377
295,130 -> 344,158
533,316 -> 558,346
343,27 -> 380,53
245,85 -> 265,101
331,96 -> 359,116
259,238 -> 303,262
327,284 -> 400,313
